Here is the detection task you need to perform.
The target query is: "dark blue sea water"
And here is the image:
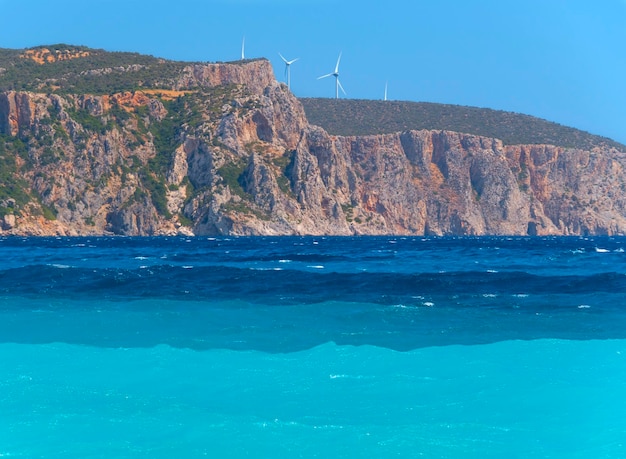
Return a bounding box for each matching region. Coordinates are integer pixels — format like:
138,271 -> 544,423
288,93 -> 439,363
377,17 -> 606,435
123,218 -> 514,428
1,236 -> 625,458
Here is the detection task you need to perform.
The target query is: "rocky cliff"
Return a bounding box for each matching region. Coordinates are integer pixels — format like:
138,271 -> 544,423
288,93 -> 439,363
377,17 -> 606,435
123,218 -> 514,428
1,52 -> 625,236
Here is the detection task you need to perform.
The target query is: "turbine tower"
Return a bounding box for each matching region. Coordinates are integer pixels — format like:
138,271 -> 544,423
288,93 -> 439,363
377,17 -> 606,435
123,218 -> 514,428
384,81 -> 388,101
279,53 -> 299,90
318,53 -> 346,99
241,36 -> 245,60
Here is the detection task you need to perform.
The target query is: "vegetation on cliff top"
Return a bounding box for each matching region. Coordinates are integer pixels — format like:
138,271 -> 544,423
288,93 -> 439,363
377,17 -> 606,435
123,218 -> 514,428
0,44 -> 193,94
0,44 -> 265,95
300,98 -> 625,151
0,44 -> 622,151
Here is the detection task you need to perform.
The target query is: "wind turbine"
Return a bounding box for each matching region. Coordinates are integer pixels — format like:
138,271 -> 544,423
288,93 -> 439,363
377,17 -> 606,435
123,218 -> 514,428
278,53 -> 299,90
318,52 -> 346,99
384,81 -> 388,101
241,36 -> 245,60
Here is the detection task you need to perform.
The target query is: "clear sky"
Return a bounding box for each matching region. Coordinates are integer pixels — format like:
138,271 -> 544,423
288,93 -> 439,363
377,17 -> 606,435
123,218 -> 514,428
1,0 -> 625,143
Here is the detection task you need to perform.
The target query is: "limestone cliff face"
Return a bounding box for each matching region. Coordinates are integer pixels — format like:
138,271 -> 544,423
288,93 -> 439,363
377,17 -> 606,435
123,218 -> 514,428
175,59 -> 275,94
1,59 -> 626,236
282,128 -> 626,236
0,91 -> 35,137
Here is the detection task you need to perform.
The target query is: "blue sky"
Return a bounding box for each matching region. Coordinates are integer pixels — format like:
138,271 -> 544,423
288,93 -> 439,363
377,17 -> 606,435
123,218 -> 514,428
2,0 -> 625,143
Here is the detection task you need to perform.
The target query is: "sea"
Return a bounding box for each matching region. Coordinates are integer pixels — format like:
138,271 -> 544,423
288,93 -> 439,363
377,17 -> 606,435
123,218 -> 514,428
1,235 -> 625,458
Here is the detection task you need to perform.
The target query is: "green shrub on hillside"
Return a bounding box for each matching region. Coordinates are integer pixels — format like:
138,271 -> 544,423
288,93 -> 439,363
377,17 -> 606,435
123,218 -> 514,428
217,160 -> 248,199
0,135 -> 33,211
67,107 -> 107,134
140,170 -> 171,219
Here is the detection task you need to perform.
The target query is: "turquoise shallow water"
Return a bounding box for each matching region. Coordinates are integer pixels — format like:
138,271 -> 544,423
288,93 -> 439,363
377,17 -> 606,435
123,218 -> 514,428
1,339 -> 625,458
2,236 -> 626,457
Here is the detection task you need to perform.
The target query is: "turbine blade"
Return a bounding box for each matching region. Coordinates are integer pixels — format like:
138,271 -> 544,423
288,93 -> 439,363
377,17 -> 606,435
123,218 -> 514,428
317,73 -> 333,80
288,57 -> 300,65
278,52 -> 288,63
338,78 -> 347,95
334,52 -> 342,73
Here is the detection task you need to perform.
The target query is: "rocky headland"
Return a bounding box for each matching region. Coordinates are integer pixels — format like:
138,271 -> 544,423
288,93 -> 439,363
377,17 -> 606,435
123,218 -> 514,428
1,45 -> 625,236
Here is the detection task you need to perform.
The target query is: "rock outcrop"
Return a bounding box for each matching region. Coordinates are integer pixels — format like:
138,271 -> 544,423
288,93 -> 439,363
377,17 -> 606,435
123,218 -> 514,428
1,58 -> 626,236
175,59 -> 275,95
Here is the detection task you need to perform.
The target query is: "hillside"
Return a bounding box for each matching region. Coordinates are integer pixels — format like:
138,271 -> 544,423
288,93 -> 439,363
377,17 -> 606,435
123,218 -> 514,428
2,44 -> 626,237
300,98 -> 625,152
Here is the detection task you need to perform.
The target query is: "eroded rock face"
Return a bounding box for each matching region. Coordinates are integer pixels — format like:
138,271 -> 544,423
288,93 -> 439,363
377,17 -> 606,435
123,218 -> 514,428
1,59 -> 626,236
176,60 -> 275,95
0,92 -> 35,136
1,214 -> 15,230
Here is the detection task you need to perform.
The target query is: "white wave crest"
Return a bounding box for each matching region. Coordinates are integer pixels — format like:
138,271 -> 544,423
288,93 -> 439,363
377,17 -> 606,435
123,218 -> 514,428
49,264 -> 71,269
